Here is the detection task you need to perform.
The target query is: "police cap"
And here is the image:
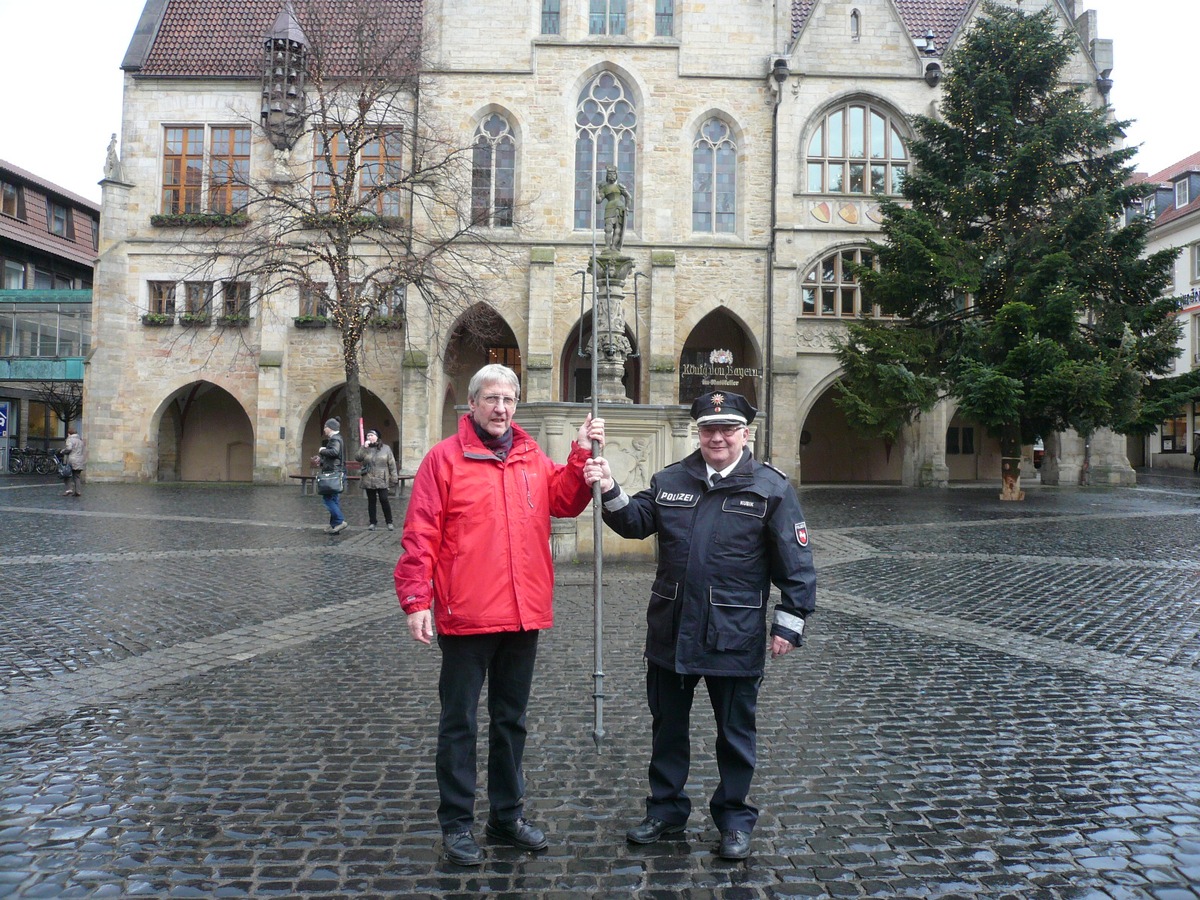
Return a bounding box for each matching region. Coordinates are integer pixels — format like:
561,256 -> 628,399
690,390 -> 756,427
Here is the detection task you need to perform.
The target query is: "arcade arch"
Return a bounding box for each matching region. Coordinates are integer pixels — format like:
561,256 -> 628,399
560,311 -> 641,403
797,378 -> 903,483
678,308 -> 760,408
299,386 -> 400,466
442,305 -> 521,436
153,382 -> 253,482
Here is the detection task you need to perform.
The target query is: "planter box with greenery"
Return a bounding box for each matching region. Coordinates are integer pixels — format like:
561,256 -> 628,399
141,313 -> 174,327
178,313 -> 211,326
299,213 -> 405,231
368,315 -> 404,331
293,315 -> 330,328
217,314 -> 251,327
150,212 -> 249,228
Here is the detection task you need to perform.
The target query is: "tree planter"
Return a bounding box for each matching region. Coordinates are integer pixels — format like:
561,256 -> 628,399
141,314 -> 174,327
293,316 -> 330,328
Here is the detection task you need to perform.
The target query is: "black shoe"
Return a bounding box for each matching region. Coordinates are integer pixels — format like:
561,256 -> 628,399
718,830 -> 751,860
443,829 -> 485,866
485,816 -> 548,851
626,815 -> 686,844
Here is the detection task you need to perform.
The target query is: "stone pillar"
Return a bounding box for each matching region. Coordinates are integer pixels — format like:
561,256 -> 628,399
589,251 -> 635,404
84,175 -> 136,481
648,250 -> 676,404
526,246 -> 557,400
902,405 -> 949,487
398,301 -> 432,471
1044,430 -> 1086,486
1085,427 -> 1136,485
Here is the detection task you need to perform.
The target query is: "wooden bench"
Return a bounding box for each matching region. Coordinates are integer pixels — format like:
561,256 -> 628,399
291,466 -> 415,497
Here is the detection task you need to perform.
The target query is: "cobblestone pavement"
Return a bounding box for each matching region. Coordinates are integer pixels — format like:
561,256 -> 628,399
1,472 -> 1199,898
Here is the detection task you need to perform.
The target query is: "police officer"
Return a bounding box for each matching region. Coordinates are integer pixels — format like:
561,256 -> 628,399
584,390 -> 816,860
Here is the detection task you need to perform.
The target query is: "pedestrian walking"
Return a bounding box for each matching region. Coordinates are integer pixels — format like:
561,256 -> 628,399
394,363 -> 605,866
60,427 -> 86,497
312,418 -> 347,534
584,390 -> 816,861
355,429 -> 398,531
1192,435 -> 1199,473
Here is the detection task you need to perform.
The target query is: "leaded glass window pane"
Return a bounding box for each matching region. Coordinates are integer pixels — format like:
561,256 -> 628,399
574,72 -> 636,232
804,103 -> 908,196
692,117 -> 736,234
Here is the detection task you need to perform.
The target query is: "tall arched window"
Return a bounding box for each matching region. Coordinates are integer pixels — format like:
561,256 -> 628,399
692,117 -> 736,234
472,114 -> 516,227
575,72 -> 637,231
805,102 -> 907,195
801,247 -> 888,318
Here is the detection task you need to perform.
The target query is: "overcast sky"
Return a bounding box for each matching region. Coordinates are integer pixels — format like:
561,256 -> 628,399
0,0 -> 1194,204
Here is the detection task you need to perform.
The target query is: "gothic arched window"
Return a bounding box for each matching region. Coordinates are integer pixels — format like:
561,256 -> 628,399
574,72 -> 637,231
472,113 -> 516,228
805,102 -> 908,195
692,117 -> 736,233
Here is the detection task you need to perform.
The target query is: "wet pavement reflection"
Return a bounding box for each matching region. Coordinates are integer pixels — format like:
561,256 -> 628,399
1,474 -> 1198,897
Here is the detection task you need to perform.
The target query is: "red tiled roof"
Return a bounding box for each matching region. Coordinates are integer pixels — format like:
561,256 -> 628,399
1133,150 -> 1200,186
136,0 -> 423,78
1129,149 -> 1200,229
792,0 -> 973,50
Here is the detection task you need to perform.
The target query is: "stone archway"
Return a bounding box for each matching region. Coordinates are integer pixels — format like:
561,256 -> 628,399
560,312 -> 641,403
678,309 -> 760,408
799,380 -> 903,483
300,386 -> 399,466
444,305 -> 522,404
154,382 -> 254,482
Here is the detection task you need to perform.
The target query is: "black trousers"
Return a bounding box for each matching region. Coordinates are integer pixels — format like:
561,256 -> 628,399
644,661 -> 761,833
364,487 -> 393,525
435,630 -> 539,832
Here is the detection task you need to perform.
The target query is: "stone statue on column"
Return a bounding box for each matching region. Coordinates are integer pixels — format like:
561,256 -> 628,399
590,165 -> 635,403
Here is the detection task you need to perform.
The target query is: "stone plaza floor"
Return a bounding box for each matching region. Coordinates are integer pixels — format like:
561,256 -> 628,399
1,471 -> 1198,898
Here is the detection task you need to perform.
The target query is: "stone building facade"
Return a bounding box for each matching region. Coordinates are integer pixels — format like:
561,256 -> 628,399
88,0 -> 1131,492
1133,150 -> 1200,471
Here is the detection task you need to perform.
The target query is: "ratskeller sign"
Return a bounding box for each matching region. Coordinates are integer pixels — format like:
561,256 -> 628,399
680,349 -> 762,400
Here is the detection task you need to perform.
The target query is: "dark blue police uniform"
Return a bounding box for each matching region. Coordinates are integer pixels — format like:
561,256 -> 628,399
599,392 -> 816,840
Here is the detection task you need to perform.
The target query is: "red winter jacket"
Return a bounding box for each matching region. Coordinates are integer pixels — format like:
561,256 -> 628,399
394,414 -> 592,635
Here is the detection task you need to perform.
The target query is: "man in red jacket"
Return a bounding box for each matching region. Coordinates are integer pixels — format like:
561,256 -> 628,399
394,363 -> 605,866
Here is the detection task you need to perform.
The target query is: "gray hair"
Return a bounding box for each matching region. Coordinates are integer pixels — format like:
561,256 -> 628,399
468,364 -> 520,402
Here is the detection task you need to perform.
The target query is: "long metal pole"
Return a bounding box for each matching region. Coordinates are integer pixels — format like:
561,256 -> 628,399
590,169 -> 605,751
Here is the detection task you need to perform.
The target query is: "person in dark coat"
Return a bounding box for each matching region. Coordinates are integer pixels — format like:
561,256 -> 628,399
584,390 -> 816,860
312,418 -> 347,534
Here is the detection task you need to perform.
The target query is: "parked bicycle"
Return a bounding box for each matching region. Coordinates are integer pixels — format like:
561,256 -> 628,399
6,447 -> 59,476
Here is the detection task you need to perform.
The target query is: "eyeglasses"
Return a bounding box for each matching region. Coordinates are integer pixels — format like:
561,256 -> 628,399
699,425 -> 745,437
479,394 -> 517,409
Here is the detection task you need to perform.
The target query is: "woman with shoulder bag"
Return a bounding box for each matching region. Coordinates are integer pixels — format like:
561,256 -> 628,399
313,418 -> 347,534
355,428 -> 398,531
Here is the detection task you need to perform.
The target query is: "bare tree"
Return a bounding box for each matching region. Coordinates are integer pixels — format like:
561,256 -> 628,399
167,0 -> 522,457
34,381 -> 84,432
